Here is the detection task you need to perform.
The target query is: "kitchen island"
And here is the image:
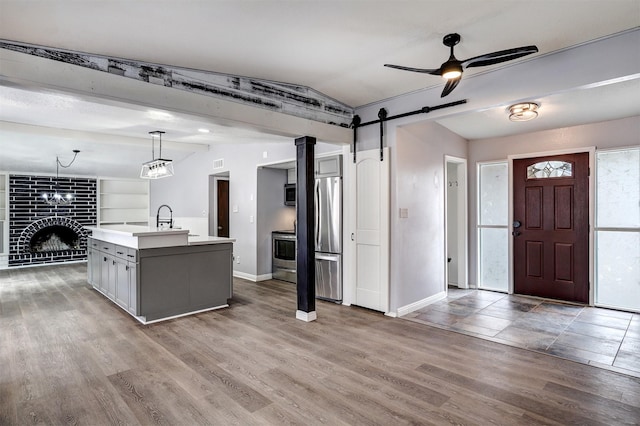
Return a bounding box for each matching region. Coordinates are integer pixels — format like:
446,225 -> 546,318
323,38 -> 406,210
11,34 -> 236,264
86,225 -> 235,324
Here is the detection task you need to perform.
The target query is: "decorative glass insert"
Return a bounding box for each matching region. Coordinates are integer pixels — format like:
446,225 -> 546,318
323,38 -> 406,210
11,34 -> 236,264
527,161 -> 572,179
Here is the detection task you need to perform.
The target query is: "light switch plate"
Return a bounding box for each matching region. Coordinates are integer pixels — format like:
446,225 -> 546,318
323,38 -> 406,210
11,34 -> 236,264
399,208 -> 409,218
233,205 -> 239,213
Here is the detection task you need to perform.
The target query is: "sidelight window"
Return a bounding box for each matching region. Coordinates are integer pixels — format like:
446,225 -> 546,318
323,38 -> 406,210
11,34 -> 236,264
595,147 -> 640,311
477,161 -> 509,292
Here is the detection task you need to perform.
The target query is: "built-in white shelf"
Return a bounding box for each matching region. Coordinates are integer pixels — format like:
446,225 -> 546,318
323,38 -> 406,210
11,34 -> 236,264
98,178 -> 149,226
0,173 -> 7,267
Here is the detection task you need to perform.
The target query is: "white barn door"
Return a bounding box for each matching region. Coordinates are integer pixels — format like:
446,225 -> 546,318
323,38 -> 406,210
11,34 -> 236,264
348,148 -> 390,313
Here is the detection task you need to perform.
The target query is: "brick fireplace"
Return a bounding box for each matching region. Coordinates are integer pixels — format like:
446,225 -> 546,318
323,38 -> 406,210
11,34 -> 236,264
9,174 -> 97,267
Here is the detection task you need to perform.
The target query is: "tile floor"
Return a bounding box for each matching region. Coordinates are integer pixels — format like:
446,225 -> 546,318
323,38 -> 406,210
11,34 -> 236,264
403,288 -> 640,378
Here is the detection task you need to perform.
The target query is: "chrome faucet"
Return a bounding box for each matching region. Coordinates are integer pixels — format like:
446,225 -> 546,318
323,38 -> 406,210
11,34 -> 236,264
156,204 -> 173,229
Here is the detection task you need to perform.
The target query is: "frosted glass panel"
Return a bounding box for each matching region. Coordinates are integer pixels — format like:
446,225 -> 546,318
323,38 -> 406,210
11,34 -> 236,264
479,228 -> 509,291
596,231 -> 640,311
479,163 -> 508,226
597,149 -> 640,227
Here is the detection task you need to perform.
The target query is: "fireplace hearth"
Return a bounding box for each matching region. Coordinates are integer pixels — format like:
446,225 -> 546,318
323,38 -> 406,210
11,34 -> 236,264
18,216 -> 87,255
30,225 -> 81,253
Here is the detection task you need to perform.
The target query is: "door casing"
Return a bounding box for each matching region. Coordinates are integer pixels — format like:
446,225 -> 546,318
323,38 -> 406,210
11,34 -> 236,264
444,155 -> 469,290
507,147 -> 595,304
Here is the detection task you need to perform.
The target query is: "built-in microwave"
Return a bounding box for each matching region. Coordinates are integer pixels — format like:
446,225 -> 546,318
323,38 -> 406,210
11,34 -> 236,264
284,184 -> 296,206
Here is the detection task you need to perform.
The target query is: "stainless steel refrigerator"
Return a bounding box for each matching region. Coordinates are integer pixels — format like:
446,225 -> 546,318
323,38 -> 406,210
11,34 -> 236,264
315,155 -> 342,302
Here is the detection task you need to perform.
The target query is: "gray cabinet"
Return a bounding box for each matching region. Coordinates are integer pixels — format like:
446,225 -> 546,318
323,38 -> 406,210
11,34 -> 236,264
87,238 -> 139,315
87,236 -> 232,323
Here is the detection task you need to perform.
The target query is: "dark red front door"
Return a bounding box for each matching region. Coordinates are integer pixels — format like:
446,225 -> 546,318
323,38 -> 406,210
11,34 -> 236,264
513,152 -> 589,303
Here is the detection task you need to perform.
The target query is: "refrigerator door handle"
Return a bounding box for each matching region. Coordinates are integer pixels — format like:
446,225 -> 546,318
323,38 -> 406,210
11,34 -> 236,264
315,253 -> 339,261
315,178 -> 321,249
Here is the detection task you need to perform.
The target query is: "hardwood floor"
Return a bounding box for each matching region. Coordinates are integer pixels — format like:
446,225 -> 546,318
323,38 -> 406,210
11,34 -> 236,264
1,263 -> 639,425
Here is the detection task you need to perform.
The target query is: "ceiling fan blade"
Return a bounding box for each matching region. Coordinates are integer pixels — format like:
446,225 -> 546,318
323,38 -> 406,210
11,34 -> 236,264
441,76 -> 461,97
384,63 -> 441,76
461,45 -> 538,69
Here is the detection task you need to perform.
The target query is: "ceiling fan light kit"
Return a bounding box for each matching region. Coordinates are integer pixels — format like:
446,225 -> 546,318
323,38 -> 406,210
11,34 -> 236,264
140,131 -> 174,179
508,102 -> 539,122
384,33 -> 539,97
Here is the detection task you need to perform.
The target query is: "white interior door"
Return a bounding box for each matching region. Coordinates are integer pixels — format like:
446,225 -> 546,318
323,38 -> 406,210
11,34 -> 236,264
349,148 -> 390,313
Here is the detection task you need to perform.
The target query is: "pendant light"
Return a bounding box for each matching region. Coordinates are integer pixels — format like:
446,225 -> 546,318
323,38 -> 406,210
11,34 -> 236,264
140,130 -> 174,179
41,150 -> 80,205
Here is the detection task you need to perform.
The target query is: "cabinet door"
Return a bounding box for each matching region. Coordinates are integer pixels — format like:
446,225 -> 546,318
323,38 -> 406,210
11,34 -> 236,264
100,254 -> 110,294
127,263 -> 138,316
115,258 -> 129,309
90,248 -> 101,289
87,248 -> 93,285
106,256 -> 116,300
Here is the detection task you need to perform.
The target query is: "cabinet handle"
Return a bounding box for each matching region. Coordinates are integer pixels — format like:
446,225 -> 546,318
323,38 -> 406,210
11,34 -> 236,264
127,254 -> 135,258
112,260 -> 116,265
117,251 -> 124,255
126,265 -> 129,271
103,257 -> 107,262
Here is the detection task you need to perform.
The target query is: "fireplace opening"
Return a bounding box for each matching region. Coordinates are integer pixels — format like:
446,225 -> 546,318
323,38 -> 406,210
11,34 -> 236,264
29,225 -> 81,253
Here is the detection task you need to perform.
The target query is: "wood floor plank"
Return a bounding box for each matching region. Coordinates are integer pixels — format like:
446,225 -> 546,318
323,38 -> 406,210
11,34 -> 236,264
1,264 -> 639,425
179,350 -> 273,413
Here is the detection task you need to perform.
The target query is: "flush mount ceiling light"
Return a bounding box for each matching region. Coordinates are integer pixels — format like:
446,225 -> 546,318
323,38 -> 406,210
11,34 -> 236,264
508,102 -> 540,122
42,149 -> 80,205
140,130 -> 174,179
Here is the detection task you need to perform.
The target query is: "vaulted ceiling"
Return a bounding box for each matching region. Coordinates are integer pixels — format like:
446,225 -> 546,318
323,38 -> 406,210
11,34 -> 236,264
0,1 -> 639,177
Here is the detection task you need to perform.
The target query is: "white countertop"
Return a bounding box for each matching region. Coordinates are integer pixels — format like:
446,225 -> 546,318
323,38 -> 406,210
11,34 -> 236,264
85,224 -> 189,237
86,225 -> 235,248
188,235 -> 236,245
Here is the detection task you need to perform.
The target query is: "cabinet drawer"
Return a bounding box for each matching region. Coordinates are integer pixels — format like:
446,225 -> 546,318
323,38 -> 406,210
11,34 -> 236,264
100,242 -> 115,253
88,238 -> 100,249
114,245 -> 128,260
126,247 -> 138,262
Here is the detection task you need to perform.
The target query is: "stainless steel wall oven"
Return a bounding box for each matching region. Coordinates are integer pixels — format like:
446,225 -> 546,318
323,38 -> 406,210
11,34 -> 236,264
272,231 -> 296,283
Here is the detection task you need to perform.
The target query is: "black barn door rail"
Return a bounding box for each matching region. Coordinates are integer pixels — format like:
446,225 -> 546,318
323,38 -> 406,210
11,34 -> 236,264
350,99 -> 467,162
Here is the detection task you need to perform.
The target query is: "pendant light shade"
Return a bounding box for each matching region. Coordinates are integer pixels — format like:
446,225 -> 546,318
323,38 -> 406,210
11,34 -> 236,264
41,150 -> 80,205
140,131 -> 174,179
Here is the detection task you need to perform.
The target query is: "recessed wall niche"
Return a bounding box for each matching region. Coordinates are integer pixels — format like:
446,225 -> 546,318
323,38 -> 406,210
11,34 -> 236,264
8,174 -> 97,267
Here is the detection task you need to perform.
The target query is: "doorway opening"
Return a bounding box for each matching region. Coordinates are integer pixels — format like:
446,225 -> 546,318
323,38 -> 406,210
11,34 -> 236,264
209,173 -> 229,237
445,156 -> 468,290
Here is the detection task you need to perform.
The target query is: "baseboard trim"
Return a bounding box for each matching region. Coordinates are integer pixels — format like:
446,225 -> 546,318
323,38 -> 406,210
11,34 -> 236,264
396,291 -> 447,317
233,271 -> 272,282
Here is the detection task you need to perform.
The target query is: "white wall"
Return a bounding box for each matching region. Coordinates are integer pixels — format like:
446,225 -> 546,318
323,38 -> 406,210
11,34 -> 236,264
150,139 -> 338,279
467,115 -> 640,287
392,121 -> 468,311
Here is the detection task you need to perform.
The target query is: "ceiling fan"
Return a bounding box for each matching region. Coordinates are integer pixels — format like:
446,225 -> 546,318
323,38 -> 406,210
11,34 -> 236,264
384,33 -> 538,97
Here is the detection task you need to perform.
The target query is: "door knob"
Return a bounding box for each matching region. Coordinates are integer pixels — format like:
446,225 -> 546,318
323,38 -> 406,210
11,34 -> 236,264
218,226 -> 223,230
513,220 -> 522,228
512,231 -> 521,237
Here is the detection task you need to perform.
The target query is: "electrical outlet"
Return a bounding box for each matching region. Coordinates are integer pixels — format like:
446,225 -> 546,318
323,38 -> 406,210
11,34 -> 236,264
249,215 -> 254,223
263,151 -> 268,158
236,256 -> 240,264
